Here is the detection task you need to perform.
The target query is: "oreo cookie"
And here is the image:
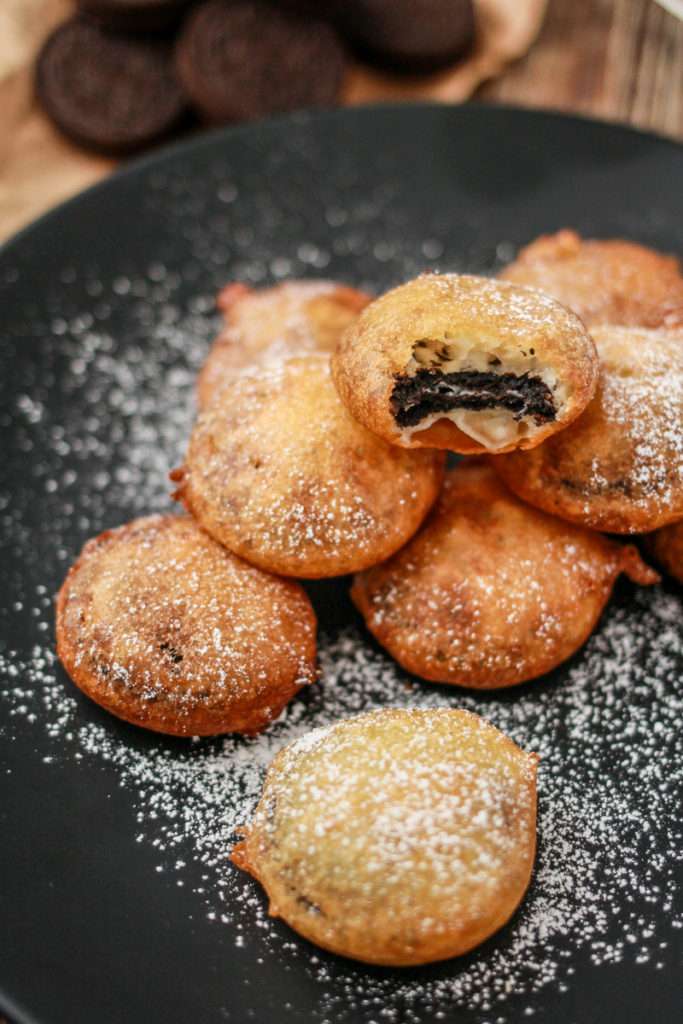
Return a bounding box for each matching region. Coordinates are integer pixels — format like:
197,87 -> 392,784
36,17 -> 189,154
341,0 -> 476,72
175,0 -> 347,124
274,0 -> 344,19
76,0 -> 194,34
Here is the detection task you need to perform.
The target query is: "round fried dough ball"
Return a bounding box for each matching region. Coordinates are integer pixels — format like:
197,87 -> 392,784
197,279 -> 371,408
351,460 -> 658,689
56,514 -> 317,736
643,519 -> 683,585
172,355 -> 446,578
231,707 -> 538,966
330,271 -> 598,454
490,326 -> 683,533
499,230 -> 683,329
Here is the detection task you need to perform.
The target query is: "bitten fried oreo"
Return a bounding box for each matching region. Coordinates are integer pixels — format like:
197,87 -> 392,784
231,707 -> 538,966
172,355 -> 445,578
351,459 -> 658,689
491,326 -> 683,534
197,279 -> 371,408
36,17 -> 188,155
643,520 -> 683,585
499,230 -> 683,329
175,0 -> 347,124
56,514 -> 317,736
331,272 -> 598,454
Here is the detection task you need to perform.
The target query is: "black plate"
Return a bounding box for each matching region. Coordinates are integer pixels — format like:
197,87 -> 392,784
1,104 -> 682,1024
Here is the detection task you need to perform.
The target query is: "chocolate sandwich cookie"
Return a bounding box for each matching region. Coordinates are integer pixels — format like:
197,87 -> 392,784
274,0 -> 343,17
36,17 -> 188,155
76,0 -> 194,34
341,0 -> 476,72
175,0 -> 347,124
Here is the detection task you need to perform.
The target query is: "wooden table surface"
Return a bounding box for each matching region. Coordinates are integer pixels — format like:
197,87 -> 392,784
478,0 -> 683,140
0,0 -> 681,247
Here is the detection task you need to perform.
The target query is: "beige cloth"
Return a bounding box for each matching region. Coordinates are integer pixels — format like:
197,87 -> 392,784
0,0 -> 548,244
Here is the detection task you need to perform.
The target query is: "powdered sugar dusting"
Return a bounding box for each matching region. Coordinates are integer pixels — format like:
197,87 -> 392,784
352,460 -> 658,691
586,326 -> 683,517
0,146 -> 682,1019
199,278 -> 370,408
2,577 -> 682,1019
56,514 -> 317,736
237,707 -> 538,967
177,355 -> 444,577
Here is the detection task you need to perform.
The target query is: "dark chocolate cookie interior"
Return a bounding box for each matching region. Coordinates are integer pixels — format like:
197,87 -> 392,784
391,368 -> 556,428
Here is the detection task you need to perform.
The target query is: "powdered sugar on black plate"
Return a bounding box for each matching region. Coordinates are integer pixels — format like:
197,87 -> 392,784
2,585 -> 682,1021
1,106 -> 683,1023
1,287 -> 682,1022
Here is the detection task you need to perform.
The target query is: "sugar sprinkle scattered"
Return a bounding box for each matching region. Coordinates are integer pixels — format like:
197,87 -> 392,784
1,213 -> 682,1021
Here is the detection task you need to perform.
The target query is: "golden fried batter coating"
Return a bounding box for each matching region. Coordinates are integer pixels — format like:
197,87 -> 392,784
499,229 -> 683,329
330,272 -> 598,455
491,326 -> 683,533
231,707 -> 538,966
56,514 -> 317,736
643,519 -> 683,585
351,460 -> 658,689
172,355 -> 446,578
197,279 -> 371,408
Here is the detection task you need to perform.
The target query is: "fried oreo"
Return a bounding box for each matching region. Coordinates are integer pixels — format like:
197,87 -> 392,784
330,272 -> 598,454
175,0 -> 347,124
499,229 -> 683,329
36,17 -> 188,154
231,707 -> 538,966
56,514 -> 317,736
197,279 -> 371,408
172,355 -> 445,578
643,520 -> 683,585
351,460 -> 658,689
491,326 -> 683,533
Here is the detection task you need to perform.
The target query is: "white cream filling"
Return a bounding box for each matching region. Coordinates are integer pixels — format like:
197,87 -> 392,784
396,336 -> 569,451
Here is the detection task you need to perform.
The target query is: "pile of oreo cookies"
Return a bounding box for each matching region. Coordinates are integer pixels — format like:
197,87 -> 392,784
36,0 -> 476,155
